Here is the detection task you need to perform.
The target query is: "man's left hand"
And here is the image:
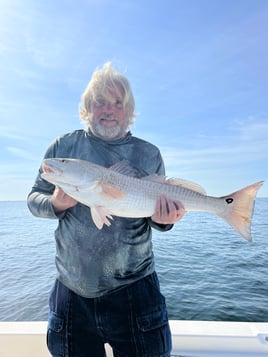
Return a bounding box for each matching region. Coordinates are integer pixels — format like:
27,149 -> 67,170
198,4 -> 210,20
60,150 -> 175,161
151,195 -> 185,225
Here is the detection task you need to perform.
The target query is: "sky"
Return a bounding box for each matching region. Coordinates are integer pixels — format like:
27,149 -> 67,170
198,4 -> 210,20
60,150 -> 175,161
0,0 -> 268,200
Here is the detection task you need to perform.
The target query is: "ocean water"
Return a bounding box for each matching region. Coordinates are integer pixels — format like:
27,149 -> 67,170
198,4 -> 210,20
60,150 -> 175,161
0,199 -> 267,322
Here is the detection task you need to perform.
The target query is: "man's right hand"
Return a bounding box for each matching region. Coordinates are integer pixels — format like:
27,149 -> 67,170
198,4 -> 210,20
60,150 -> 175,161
51,186 -> 77,213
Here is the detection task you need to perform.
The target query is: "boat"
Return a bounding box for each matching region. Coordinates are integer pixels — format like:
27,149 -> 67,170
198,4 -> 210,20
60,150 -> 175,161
0,320 -> 268,356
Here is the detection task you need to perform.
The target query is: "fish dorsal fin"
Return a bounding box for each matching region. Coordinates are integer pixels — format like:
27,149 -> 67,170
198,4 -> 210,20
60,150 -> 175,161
141,175 -> 167,183
90,206 -> 114,229
166,178 -> 207,195
141,175 -> 207,195
109,160 -> 146,178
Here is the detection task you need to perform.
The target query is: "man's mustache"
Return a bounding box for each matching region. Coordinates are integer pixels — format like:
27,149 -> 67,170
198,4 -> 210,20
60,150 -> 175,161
100,113 -> 117,120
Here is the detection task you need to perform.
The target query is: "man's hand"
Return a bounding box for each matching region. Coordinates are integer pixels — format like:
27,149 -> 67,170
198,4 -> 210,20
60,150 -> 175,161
51,187 -> 77,213
151,195 -> 185,225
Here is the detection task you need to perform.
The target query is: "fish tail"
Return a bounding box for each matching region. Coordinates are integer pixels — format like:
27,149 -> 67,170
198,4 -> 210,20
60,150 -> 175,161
217,181 -> 264,241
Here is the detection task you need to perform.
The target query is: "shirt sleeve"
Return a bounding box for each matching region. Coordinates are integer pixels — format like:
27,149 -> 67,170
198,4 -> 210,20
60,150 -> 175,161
27,138 -> 66,219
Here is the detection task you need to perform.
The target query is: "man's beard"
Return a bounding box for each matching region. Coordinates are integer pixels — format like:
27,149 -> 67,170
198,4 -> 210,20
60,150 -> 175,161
91,115 -> 128,140
93,122 -> 122,139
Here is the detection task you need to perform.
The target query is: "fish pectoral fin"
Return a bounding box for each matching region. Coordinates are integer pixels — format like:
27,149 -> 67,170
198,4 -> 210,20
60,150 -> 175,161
166,178 -> 207,195
98,183 -> 126,200
90,206 -> 114,229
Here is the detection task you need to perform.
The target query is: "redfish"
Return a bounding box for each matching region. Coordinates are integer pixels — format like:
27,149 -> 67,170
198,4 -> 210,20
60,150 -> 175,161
41,158 -> 264,240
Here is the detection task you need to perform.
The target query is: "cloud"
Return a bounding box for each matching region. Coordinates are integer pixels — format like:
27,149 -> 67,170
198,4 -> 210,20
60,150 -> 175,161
232,117 -> 268,141
6,146 -> 39,161
157,117 -> 268,179
0,126 -> 27,141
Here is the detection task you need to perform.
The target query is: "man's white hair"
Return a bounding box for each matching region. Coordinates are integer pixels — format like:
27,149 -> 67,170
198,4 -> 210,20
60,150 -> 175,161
79,62 -> 136,129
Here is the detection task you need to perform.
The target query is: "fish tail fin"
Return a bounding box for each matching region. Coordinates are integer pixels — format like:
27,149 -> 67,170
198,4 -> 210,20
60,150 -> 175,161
217,181 -> 264,241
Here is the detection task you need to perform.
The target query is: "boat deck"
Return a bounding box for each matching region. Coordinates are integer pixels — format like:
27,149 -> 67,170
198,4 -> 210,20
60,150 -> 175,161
0,320 -> 267,356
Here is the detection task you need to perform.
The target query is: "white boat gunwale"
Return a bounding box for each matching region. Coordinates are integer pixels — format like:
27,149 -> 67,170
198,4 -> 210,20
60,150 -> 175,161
0,320 -> 268,356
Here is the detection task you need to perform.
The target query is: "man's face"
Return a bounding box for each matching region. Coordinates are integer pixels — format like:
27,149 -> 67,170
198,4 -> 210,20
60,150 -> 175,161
89,84 -> 129,141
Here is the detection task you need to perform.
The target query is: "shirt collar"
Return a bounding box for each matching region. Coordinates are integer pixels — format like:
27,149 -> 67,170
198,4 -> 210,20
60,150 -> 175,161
85,130 -> 132,145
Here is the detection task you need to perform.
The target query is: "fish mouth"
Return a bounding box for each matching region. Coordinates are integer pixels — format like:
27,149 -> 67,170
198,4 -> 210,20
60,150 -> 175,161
42,160 -> 63,176
42,165 -> 53,174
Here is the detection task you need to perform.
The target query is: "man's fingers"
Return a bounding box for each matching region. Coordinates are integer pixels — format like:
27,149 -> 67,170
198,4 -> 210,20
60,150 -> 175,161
152,195 -> 185,224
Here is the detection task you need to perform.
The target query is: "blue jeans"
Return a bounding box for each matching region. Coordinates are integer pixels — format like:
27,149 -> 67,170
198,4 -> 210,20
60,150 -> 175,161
47,272 -> 172,357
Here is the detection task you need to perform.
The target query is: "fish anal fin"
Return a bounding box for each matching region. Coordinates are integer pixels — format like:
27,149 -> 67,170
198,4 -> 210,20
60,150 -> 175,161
91,206 -> 114,229
166,178 -> 207,195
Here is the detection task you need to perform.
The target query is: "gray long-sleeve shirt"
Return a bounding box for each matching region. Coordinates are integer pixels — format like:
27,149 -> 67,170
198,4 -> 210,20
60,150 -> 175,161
27,129 -> 172,297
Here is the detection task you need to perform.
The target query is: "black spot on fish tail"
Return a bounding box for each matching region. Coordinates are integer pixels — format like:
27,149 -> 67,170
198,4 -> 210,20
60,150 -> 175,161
225,198 -> 233,204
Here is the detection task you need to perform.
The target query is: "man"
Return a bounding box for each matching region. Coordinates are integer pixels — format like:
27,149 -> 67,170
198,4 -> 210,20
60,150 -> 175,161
27,62 -> 182,357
